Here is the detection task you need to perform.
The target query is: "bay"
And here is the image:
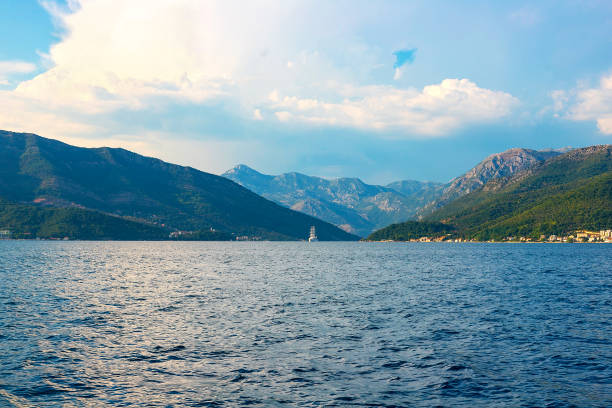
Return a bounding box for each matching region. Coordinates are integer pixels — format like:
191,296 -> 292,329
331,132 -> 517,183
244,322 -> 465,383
0,241 -> 610,407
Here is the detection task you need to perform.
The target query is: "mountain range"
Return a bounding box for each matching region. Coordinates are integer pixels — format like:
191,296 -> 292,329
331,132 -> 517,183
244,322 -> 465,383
416,147 -> 568,217
0,130 -> 358,241
2,129 -> 606,241
223,165 -> 443,236
223,147 -> 571,236
369,145 -> 612,241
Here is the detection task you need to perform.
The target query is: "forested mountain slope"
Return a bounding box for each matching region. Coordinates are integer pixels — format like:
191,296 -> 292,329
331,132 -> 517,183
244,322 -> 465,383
0,131 -> 358,240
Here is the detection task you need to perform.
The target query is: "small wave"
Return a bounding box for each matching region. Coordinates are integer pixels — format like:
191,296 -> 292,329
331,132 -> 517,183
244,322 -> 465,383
0,389 -> 34,408
292,367 -> 318,373
153,344 -> 186,353
381,360 -> 408,369
230,374 -> 248,382
446,364 -> 468,371
432,329 -> 461,340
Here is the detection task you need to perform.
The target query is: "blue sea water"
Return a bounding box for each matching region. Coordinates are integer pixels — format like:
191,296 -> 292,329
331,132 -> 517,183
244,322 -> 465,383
0,241 -> 610,407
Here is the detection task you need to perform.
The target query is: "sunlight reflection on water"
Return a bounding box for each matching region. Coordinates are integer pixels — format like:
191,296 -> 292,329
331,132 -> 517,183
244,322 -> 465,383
1,241 -> 611,407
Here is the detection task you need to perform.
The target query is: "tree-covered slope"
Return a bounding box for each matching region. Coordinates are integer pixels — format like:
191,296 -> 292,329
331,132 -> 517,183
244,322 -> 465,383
367,221 -> 455,241
425,145 -> 612,239
0,131 -> 358,240
416,148 -> 564,217
367,145 -> 611,241
463,173 -> 611,239
0,199 -> 168,240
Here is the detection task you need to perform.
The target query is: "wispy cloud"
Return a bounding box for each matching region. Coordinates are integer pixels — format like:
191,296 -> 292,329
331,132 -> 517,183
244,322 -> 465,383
553,73 -> 612,135
0,60 -> 36,85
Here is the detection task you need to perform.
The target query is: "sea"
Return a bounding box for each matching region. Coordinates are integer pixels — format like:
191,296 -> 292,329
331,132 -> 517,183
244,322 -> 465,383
0,241 -> 610,407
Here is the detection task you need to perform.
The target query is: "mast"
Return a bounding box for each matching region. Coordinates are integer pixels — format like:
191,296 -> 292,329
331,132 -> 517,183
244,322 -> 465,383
308,226 -> 318,242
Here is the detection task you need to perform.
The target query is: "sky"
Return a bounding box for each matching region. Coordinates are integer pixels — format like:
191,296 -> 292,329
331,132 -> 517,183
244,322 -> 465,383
0,0 -> 611,184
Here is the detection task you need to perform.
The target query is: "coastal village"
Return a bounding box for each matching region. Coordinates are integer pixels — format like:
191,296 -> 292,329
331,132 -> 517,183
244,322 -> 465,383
2,228 -> 611,242
375,229 -> 612,243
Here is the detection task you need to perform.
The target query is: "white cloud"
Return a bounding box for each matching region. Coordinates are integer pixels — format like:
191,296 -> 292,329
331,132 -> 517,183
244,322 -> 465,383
393,67 -> 403,80
0,0 -> 520,148
53,131 -> 265,175
551,89 -> 568,113
555,73 -> 612,135
0,90 -> 95,138
16,0 -> 292,111
0,61 -> 36,75
275,111 -> 293,122
0,60 -> 36,84
597,118 -> 612,134
268,79 -> 518,134
268,90 -> 280,103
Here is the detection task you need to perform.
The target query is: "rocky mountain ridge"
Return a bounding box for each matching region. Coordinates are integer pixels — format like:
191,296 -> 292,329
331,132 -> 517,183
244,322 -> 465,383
416,148 -> 567,217
224,147 -> 574,234
368,144 -> 611,241
223,165 -> 443,236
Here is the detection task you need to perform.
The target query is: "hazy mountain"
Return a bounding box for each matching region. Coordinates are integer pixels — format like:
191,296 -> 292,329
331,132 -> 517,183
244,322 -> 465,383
223,148 -> 564,235
417,147 -> 566,217
0,130 -> 358,241
369,145 -> 612,241
223,148 -> 567,236
385,180 -> 446,208
223,165 -> 443,236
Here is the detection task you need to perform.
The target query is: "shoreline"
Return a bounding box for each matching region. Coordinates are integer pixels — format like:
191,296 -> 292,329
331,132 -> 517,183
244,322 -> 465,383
1,238 -> 611,244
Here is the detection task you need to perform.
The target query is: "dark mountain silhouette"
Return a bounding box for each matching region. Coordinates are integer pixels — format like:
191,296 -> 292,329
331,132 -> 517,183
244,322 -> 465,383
0,130 -> 358,240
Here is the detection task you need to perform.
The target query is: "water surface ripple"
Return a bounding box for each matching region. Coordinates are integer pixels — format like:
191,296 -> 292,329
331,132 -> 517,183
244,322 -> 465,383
0,242 -> 610,407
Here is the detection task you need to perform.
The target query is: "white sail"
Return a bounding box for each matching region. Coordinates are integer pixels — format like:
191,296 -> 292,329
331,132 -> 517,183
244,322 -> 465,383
308,226 -> 318,242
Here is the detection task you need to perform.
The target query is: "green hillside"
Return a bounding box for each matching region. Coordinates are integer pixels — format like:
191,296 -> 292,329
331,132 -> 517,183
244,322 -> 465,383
0,131 -> 358,241
0,199 -> 168,240
368,145 -> 612,241
367,221 -> 455,241
462,173 -> 611,240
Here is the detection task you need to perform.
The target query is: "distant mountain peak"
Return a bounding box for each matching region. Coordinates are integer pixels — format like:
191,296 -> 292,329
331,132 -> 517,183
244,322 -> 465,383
418,147 -> 565,217
419,144 -> 612,240
222,164 -> 447,236
452,147 -> 564,188
223,164 -> 264,176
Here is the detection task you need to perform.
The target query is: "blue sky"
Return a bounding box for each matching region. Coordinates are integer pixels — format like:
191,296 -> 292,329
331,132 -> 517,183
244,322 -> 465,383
0,0 -> 610,183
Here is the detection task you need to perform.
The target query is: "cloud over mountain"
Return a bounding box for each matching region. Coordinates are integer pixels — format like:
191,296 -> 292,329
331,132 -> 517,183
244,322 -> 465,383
268,79 -> 518,135
2,0 -> 518,140
0,0 -> 608,182
553,73 -> 612,135
569,74 -> 612,134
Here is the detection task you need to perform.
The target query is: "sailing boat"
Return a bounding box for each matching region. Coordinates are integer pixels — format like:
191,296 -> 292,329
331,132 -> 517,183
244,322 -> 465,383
308,226 -> 318,242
